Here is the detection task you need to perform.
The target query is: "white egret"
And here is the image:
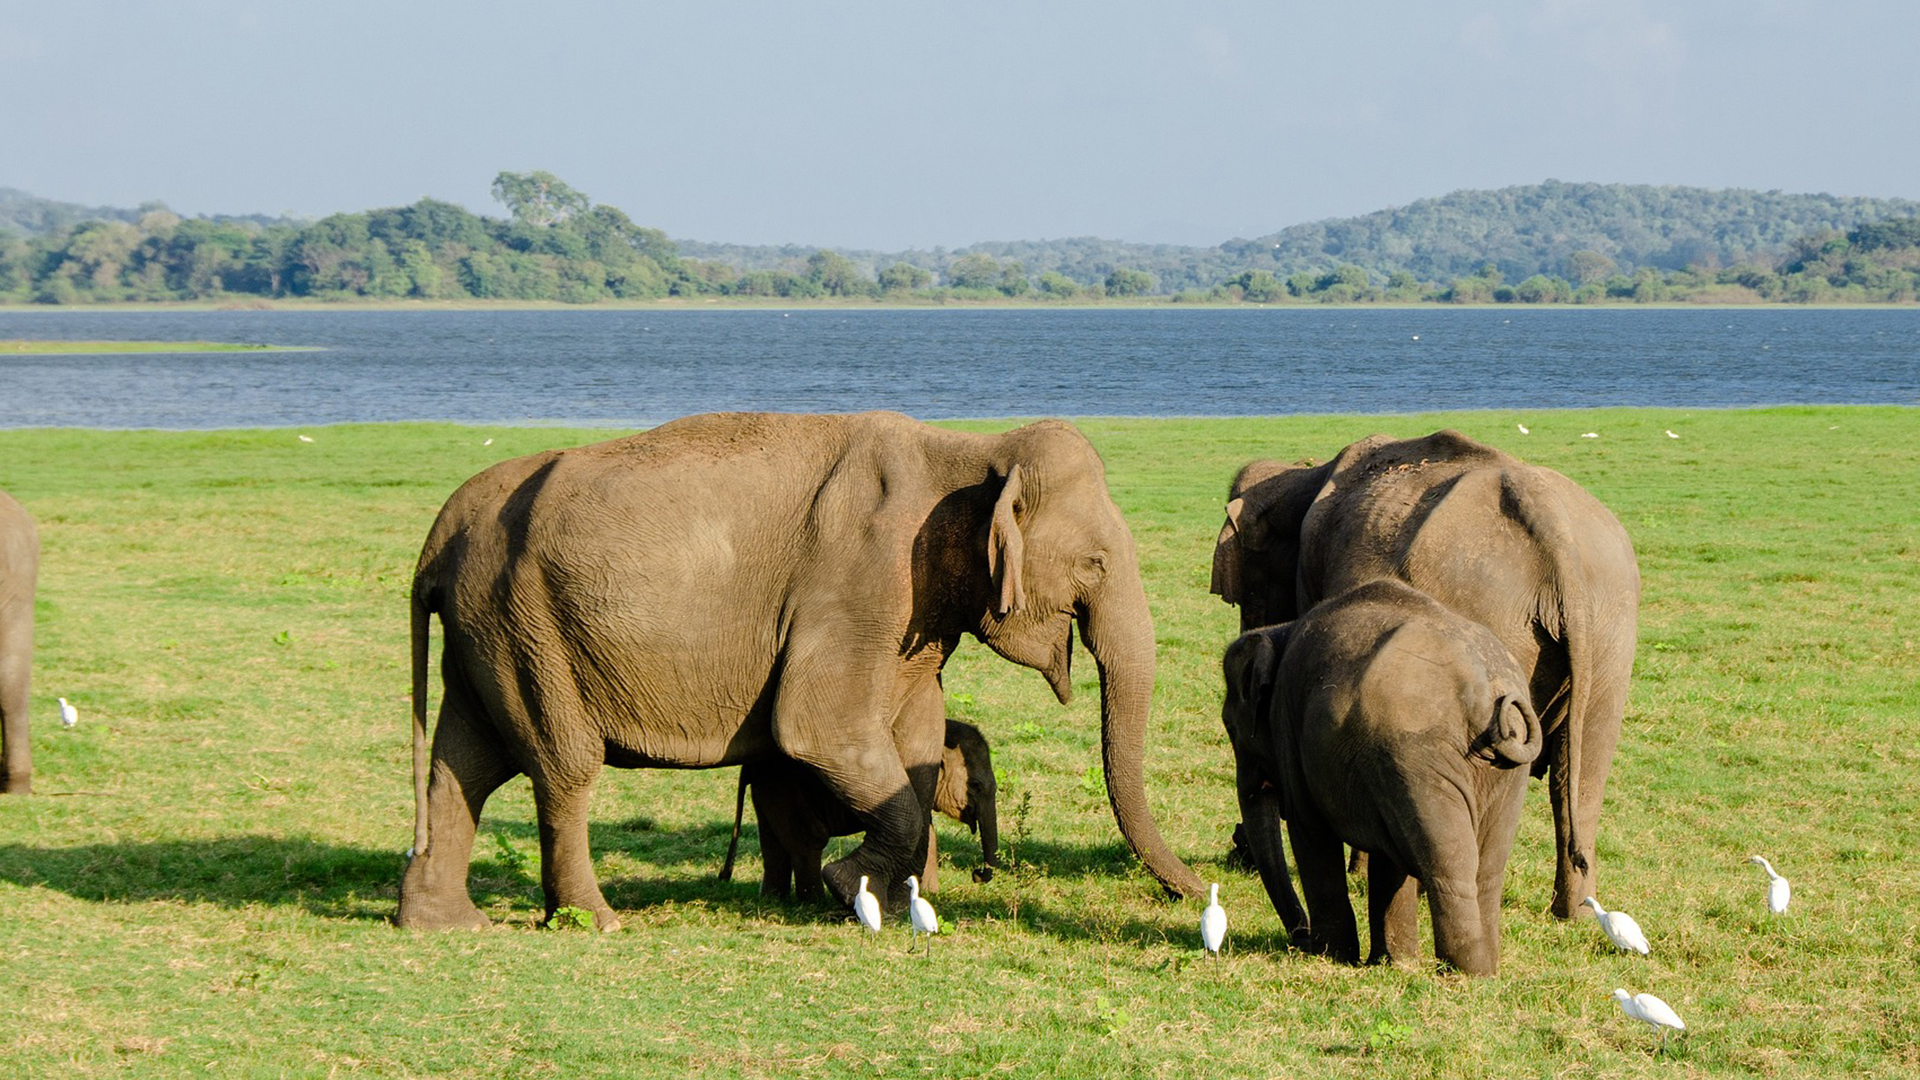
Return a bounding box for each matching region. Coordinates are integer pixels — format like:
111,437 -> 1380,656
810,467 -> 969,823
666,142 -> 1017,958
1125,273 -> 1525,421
1200,882 -> 1226,956
58,697 -> 78,728
297,434 -> 314,443
1581,897 -> 1650,955
1750,855 -> 1790,914
1612,988 -> 1685,1050
907,874 -> 939,956
1666,429 -> 1681,439
1581,432 -> 1600,439
853,875 -> 882,936
483,438 -> 493,446
1410,335 -> 1420,341
1516,422 -> 1530,434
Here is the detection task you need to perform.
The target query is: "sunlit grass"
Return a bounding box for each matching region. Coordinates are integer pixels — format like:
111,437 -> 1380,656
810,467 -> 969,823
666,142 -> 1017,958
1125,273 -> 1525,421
0,408 -> 1914,1077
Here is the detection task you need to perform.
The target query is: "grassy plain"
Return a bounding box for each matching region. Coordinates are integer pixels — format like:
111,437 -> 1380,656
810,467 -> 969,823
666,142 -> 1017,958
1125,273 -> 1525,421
0,408 -> 1915,1078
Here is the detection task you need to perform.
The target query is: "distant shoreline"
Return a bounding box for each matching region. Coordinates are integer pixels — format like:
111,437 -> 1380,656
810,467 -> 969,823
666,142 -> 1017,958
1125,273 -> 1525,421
2,298 -> 1916,315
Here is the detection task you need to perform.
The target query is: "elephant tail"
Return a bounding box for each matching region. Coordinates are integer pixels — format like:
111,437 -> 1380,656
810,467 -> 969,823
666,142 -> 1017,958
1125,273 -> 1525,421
719,768 -> 747,882
1501,469 -> 1593,878
409,574 -> 433,860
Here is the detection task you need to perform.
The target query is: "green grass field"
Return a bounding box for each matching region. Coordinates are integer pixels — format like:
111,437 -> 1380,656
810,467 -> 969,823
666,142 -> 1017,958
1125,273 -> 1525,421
0,408 -> 1915,1077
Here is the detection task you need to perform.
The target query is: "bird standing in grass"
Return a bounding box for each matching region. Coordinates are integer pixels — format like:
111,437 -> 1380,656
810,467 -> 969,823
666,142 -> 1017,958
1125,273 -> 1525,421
1750,855 -> 1791,914
854,875 -> 882,936
907,874 -> 938,956
58,697 -> 77,728
1612,988 -> 1685,1050
1201,882 -> 1226,957
1582,897 -> 1650,955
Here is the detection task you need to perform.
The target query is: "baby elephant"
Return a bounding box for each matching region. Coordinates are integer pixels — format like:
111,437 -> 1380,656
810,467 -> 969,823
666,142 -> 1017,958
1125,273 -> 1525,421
1222,578 -> 1543,976
720,718 -> 998,900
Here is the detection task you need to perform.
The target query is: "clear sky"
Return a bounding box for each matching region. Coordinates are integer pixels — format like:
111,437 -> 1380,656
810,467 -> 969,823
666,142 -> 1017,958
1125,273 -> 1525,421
4,1 -> 1917,250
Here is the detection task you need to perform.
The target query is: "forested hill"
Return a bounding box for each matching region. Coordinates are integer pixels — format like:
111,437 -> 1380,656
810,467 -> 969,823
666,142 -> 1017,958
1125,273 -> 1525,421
0,187 -> 284,237
682,182 -> 1920,292
1229,181 -> 1920,284
5,176 -> 1919,303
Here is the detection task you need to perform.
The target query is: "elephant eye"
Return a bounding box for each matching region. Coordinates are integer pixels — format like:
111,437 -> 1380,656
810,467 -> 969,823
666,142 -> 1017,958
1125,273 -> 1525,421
1078,552 -> 1109,578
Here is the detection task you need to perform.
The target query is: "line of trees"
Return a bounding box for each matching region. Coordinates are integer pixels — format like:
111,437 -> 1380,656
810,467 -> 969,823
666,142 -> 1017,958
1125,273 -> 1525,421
3,173 -> 1918,305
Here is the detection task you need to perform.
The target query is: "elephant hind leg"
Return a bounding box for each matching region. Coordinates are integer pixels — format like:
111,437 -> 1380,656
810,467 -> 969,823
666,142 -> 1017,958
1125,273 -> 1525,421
1365,853 -> 1420,968
1427,881 -> 1497,976
397,691 -> 517,930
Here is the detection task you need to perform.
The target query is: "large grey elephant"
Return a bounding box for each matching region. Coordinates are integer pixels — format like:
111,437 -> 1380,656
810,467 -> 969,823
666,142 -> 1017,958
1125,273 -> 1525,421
1224,579 -> 1545,976
1212,430 -> 1638,918
399,411 -> 1200,931
718,717 -> 998,900
1,489 -> 38,796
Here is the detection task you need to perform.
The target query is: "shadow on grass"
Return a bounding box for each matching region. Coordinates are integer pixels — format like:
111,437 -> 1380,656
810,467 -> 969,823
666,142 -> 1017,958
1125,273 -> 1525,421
0,823 -> 1212,932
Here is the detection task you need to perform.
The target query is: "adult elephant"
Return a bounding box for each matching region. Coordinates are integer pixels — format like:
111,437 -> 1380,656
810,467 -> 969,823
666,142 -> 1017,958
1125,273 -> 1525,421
1,489 -> 38,796
1211,430 -> 1638,918
1223,579 -> 1545,975
398,411 -> 1200,931
719,717 -> 998,900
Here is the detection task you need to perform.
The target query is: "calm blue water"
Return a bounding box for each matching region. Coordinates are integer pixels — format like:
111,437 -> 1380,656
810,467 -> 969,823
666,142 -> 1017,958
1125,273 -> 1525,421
1,307 -> 1915,428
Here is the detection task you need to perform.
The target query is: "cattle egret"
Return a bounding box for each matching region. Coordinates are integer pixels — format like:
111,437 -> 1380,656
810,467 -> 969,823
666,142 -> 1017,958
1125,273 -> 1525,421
1666,430 -> 1681,439
1410,335 -> 1420,341
1581,432 -> 1600,439
1582,897 -> 1650,955
1750,855 -> 1790,914
853,875 -> 882,935
1612,988 -> 1685,1050
1516,422 -> 1530,434
907,874 -> 939,956
297,434 -> 314,443
483,438 -> 493,446
1201,882 -> 1227,956
58,697 -> 78,728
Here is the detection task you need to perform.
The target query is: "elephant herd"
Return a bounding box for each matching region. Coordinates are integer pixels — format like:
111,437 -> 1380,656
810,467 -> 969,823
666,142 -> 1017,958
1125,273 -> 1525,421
0,411 -> 1638,977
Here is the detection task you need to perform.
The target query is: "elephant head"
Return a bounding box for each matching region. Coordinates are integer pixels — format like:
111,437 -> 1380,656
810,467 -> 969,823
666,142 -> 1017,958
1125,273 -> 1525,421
934,718 -> 999,876
1210,457 -> 1335,631
1220,624 -> 1309,940
964,420 -> 1202,899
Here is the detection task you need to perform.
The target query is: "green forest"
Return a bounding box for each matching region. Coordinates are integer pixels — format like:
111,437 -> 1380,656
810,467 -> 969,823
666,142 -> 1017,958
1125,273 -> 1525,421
4,174 -> 1919,306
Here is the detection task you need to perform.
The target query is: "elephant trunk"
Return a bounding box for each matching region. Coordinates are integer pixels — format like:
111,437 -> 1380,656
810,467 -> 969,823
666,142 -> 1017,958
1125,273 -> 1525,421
976,790 -> 999,869
1237,770 -> 1307,941
1084,573 -> 1205,900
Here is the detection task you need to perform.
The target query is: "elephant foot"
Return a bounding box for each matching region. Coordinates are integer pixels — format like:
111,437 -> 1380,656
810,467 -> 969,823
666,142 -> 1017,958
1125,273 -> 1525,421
394,895 -> 493,930
971,866 -> 994,884
821,858 -> 907,915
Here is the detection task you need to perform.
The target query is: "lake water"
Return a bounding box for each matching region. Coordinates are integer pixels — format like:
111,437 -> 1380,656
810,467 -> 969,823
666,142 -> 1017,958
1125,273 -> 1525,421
1,307 -> 1915,428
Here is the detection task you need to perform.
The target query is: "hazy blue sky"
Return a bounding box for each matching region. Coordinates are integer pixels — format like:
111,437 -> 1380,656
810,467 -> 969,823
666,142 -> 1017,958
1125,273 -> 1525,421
4,2 -> 1917,249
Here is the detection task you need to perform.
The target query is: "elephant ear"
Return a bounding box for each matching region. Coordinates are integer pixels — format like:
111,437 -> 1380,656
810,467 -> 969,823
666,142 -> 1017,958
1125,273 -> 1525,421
1210,497 -> 1246,605
1221,625 -> 1285,752
988,464 -> 1026,615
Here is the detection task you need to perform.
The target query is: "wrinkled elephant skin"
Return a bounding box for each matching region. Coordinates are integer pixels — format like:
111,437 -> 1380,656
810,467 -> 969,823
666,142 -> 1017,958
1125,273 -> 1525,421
0,490 -> 37,796
398,411 -> 1198,931
1223,579 -> 1544,976
1213,430 -> 1638,918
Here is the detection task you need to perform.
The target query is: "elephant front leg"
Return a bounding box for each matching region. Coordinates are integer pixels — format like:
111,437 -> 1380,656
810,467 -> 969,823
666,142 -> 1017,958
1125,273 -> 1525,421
1288,814 -> 1359,963
397,699 -> 516,930
783,672 -> 942,915
532,762 -> 620,931
1365,853 -> 1420,968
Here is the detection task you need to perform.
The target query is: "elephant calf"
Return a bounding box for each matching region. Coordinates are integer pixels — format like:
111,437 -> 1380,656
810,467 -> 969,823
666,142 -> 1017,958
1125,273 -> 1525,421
0,489 -> 37,796
720,718 -> 998,899
1222,578 -> 1544,976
